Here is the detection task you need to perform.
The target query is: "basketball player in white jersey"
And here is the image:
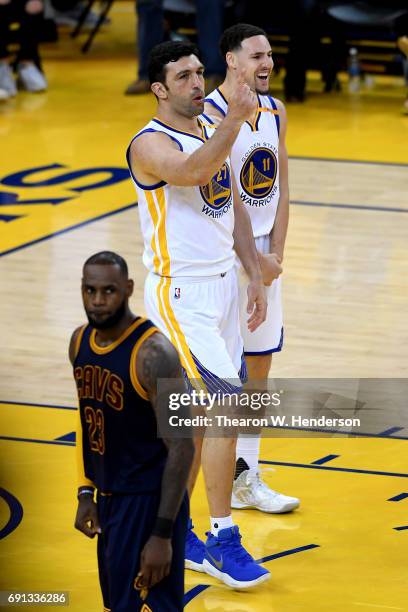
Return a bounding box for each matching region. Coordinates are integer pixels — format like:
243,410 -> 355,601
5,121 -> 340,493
127,41 -> 270,588
205,24 -> 300,514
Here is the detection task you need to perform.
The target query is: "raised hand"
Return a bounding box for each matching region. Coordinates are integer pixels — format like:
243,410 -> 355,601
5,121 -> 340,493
227,67 -> 257,123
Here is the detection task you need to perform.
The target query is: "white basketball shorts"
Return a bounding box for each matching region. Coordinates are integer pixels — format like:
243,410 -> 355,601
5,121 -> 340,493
144,268 -> 247,393
237,234 -> 283,355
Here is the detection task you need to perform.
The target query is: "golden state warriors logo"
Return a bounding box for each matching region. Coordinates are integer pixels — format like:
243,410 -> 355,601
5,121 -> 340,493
240,148 -> 277,199
200,163 -> 232,218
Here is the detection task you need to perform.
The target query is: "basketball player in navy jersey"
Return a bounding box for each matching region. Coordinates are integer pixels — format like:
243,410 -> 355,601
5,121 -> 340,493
70,251 -> 194,612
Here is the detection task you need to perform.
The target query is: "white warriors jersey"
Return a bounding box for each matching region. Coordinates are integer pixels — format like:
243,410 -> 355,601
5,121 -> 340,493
126,115 -> 235,277
205,89 -> 280,238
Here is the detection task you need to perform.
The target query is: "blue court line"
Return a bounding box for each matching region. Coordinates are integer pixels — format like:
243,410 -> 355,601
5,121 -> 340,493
393,525 -> 408,531
0,435 -> 75,447
311,454 -> 340,465
1,189 -> 407,261
184,543 -> 319,606
290,155 -> 408,168
3,401 -> 408,442
0,202 -> 137,258
259,460 -> 408,479
2,435 -> 406,477
377,426 -> 405,437
0,400 -> 76,411
292,200 -> 407,214
265,424 -> 408,441
388,493 -> 408,502
184,585 -> 210,607
55,432 -> 76,442
257,543 -> 319,564
0,488 -> 23,540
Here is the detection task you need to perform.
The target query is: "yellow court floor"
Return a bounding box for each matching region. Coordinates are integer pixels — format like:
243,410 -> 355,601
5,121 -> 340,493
1,2 -> 408,611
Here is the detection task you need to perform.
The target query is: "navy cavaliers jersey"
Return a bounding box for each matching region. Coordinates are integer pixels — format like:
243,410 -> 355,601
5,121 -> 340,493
73,317 -> 168,494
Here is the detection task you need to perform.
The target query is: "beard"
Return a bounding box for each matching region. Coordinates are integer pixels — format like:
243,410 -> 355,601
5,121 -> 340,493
255,82 -> 270,94
85,300 -> 127,330
173,95 -> 204,118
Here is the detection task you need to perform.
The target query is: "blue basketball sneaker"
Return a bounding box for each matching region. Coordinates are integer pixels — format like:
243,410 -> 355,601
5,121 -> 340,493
185,519 -> 206,572
203,526 -> 270,589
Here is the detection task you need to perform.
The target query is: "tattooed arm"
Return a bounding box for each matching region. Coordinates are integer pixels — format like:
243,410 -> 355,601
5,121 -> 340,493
135,331 -> 194,588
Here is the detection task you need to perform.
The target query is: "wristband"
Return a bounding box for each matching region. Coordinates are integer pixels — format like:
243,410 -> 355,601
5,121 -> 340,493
77,488 -> 95,500
151,517 -> 174,539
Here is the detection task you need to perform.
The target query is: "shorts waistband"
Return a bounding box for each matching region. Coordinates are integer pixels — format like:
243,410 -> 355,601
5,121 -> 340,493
151,270 -> 233,284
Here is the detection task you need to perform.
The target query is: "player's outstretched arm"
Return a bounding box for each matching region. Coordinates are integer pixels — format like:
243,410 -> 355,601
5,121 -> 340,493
231,177 -> 267,332
136,333 -> 194,588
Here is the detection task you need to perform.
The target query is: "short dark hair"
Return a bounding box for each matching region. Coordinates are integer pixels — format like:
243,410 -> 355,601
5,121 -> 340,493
148,40 -> 201,85
220,23 -> 267,58
83,251 -> 128,278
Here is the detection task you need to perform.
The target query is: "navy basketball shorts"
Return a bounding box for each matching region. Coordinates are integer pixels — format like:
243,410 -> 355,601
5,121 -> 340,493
97,491 -> 189,611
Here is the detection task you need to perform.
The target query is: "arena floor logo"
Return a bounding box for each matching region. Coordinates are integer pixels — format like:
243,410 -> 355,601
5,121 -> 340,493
0,163 -> 135,257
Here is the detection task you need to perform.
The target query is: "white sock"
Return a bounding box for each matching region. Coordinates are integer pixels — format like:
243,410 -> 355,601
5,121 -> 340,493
236,434 -> 260,472
210,515 -> 234,536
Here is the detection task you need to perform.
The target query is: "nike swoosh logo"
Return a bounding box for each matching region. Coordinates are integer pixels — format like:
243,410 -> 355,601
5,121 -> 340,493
207,550 -> 223,570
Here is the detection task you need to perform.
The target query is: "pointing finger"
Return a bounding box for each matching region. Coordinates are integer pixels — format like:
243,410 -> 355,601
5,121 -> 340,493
233,67 -> 246,85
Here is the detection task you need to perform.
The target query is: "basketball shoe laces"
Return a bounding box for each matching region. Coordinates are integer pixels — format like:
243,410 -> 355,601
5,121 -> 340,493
248,471 -> 280,499
217,529 -> 255,566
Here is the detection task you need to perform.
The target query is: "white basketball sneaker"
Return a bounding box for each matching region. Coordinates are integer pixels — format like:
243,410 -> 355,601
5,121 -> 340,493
232,469 -> 300,513
0,61 -> 17,97
17,63 -> 47,93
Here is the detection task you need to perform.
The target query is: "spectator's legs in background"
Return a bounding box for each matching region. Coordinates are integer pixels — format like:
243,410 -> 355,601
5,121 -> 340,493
195,0 -> 225,92
284,0 -> 343,101
394,12 -> 408,113
16,0 -> 48,92
320,10 -> 344,93
125,0 -> 164,95
284,0 -> 317,102
0,0 -> 17,98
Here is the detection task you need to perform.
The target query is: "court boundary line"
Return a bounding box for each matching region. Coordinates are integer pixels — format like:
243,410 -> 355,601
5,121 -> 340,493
184,543 -> 320,606
290,155 -> 408,168
292,200 -> 408,214
0,487 -> 24,540
1,435 -> 407,477
0,202 -> 137,258
259,459 -> 408,478
2,400 -> 407,440
0,400 -> 76,410
0,435 -> 74,446
1,152 -> 407,259
265,424 -> 408,440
